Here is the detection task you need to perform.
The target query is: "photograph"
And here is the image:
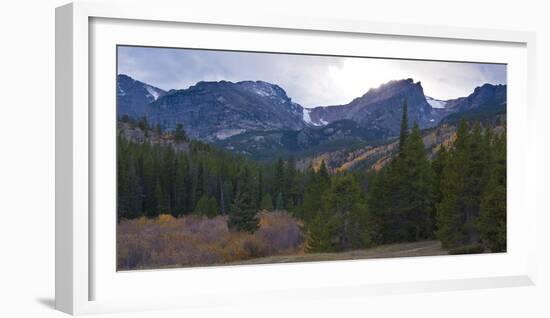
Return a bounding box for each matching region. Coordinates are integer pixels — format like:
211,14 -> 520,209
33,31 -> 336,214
115,45 -> 507,270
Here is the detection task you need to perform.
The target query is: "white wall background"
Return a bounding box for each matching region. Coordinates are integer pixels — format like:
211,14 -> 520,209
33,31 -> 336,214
0,0 -> 548,317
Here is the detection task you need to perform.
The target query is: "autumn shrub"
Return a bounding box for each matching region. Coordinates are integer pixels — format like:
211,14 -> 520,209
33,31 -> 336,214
117,211 -> 304,270
241,236 -> 270,258
256,211 -> 304,254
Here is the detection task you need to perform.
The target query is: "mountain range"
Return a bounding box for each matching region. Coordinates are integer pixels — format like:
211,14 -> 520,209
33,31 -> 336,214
117,74 -> 506,160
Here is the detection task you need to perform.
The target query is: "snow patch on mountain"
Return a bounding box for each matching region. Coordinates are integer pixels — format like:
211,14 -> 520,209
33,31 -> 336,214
302,108 -> 325,126
215,129 -> 246,140
254,87 -> 274,97
117,83 -> 126,96
426,96 -> 447,109
144,85 -> 160,101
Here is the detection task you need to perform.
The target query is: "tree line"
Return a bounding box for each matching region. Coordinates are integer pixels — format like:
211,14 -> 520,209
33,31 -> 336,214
117,98 -> 506,253
364,99 -> 506,253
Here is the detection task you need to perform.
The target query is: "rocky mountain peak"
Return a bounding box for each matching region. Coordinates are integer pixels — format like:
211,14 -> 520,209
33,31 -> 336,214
346,78 -> 426,110
445,83 -> 506,112
117,74 -> 166,118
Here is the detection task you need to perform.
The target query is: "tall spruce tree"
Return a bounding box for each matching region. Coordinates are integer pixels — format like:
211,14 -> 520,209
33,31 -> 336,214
304,208 -> 336,253
126,155 -> 142,218
478,131 -> 506,252
431,145 -> 449,233
273,158 -> 286,207
302,162 -> 333,251
155,178 -> 169,214
174,158 -> 188,216
194,194 -> 211,216
324,174 -> 371,250
462,122 -> 488,242
260,193 -> 274,211
318,160 -> 330,184
275,192 -> 284,211
117,136 -> 130,220
301,162 -> 330,221
285,157 -> 299,211
142,151 -> 158,217
401,123 -> 435,240
367,103 -> 436,243
228,167 -> 259,233
436,120 -> 470,247
432,145 -> 449,205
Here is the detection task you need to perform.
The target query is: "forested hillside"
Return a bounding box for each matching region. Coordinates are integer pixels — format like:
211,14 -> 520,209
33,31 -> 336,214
117,98 -> 506,269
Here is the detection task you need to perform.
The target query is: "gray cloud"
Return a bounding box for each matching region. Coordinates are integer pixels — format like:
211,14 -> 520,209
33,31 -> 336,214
118,46 -> 506,107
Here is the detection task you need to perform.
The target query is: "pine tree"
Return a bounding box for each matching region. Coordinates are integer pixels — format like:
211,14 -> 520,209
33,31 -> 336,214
174,157 -> 188,216
478,132 -> 506,252
366,169 -> 390,243
142,151 -> 158,217
431,145 -> 449,233
318,160 -> 330,183
436,120 -> 494,249
274,158 -> 286,207
221,180 -> 233,215
161,147 -> 176,215
219,179 -> 226,215
155,178 -> 169,215
117,136 -> 130,220
285,157 -> 298,211
126,155 -> 142,218
260,193 -> 274,211
257,169 -> 264,209
275,192 -> 284,211
401,123 -> 436,240
301,163 -> 330,222
324,174 -> 371,250
304,209 -> 336,253
174,123 -> 187,142
463,122 -> 489,242
207,196 -> 219,218
194,162 -> 205,206
432,145 -> 449,205
436,119 -> 473,248
194,194 -> 211,217
227,168 -> 259,233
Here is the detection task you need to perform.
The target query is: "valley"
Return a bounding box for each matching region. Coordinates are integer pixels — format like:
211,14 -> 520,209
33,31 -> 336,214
116,71 -> 507,270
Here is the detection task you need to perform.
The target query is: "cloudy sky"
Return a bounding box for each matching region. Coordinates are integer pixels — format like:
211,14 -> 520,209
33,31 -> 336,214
118,46 -> 506,108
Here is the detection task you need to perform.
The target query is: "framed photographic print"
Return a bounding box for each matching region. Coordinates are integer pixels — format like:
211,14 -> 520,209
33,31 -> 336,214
56,2 -> 538,315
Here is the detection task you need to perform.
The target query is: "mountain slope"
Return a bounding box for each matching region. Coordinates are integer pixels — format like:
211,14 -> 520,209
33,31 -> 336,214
444,83 -> 506,112
117,74 -> 166,118
307,79 -> 450,135
116,74 -> 506,161
216,119 -> 389,160
145,80 -> 307,141
441,84 -> 507,124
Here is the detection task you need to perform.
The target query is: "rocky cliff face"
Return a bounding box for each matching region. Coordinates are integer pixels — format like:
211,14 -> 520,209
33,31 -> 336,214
117,74 -> 506,161
444,83 -> 507,112
216,119 -> 389,160
145,80 -> 306,141
308,79 -> 449,135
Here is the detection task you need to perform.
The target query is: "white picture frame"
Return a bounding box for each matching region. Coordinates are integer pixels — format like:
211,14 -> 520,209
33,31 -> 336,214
55,1 -> 538,315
